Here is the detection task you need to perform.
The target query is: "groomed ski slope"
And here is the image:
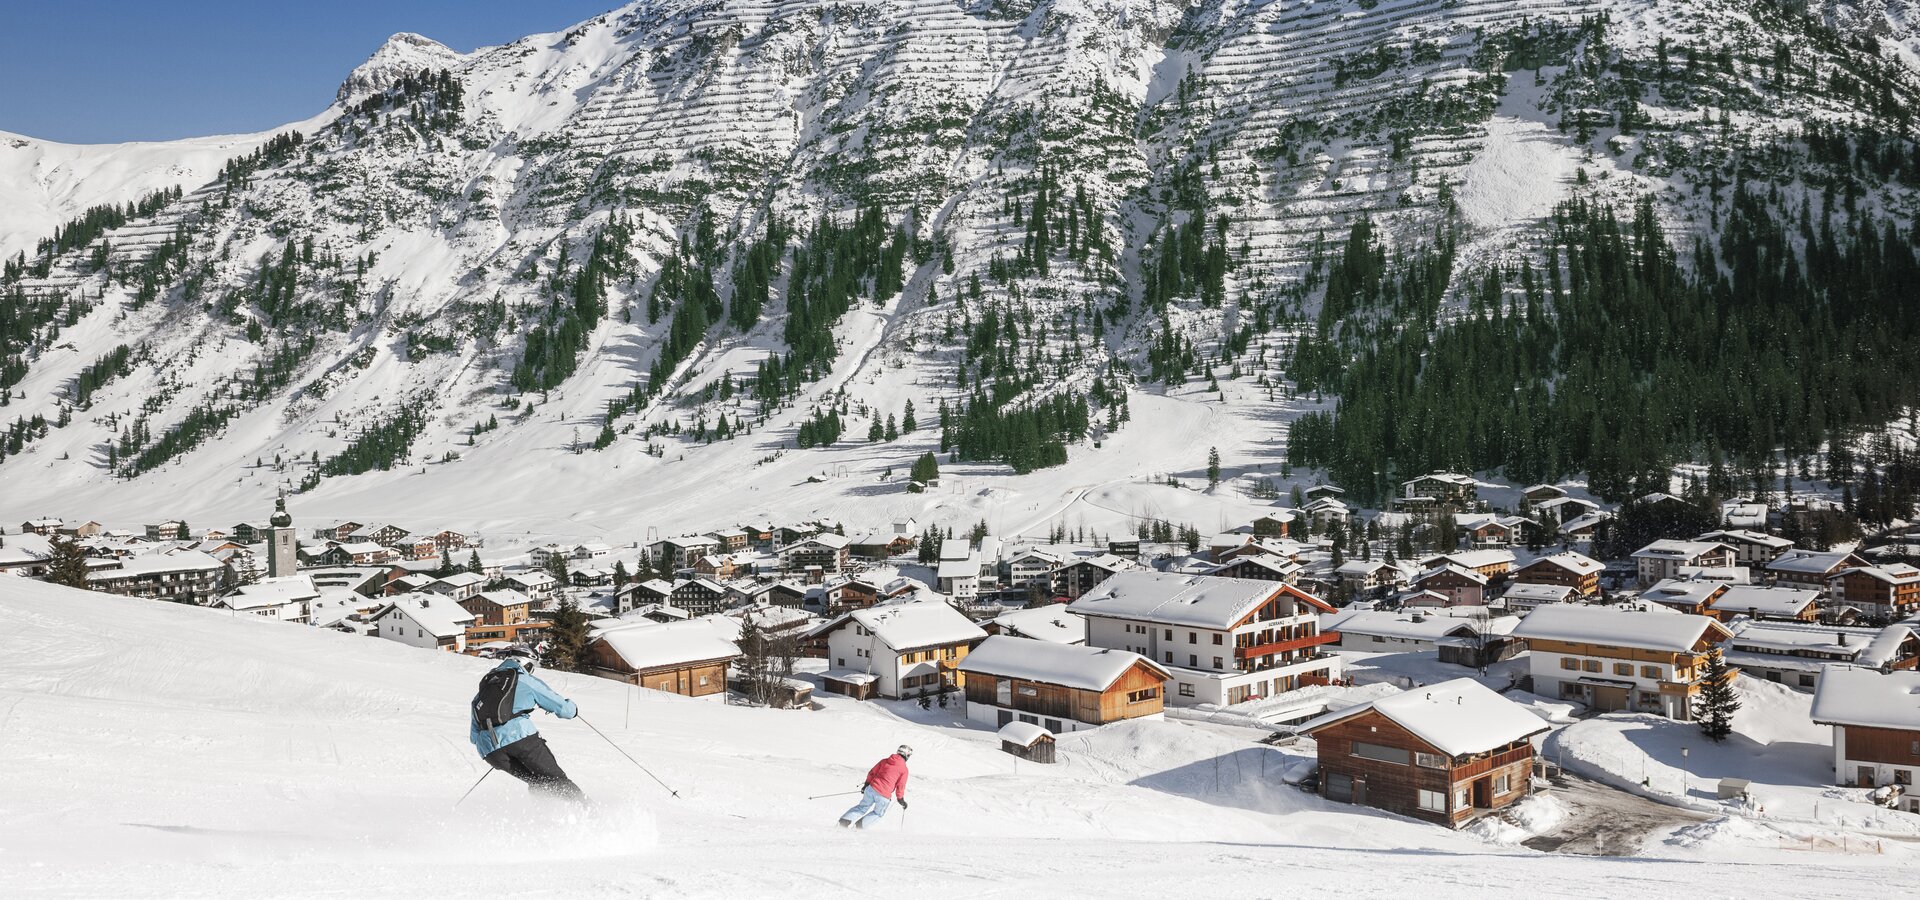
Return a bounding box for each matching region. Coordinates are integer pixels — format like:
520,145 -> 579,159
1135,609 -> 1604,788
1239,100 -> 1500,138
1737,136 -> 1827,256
3,578 -> 1912,899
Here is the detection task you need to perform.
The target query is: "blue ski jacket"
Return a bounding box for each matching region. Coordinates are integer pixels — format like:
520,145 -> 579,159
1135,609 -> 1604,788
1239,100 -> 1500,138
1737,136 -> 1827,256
469,658 -> 577,757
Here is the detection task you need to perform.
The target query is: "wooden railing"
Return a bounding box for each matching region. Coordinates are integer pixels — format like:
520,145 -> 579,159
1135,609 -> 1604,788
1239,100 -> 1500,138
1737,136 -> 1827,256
1453,744 -> 1533,779
1235,631 -> 1339,660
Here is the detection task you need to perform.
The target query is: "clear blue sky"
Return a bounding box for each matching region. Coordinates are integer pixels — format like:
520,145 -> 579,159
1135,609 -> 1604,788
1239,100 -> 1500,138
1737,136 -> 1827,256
0,1 -> 620,144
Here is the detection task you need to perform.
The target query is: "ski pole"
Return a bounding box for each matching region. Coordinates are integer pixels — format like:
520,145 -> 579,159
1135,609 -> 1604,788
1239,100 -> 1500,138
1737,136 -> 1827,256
577,715 -> 681,798
454,768 -> 493,809
809,790 -> 863,800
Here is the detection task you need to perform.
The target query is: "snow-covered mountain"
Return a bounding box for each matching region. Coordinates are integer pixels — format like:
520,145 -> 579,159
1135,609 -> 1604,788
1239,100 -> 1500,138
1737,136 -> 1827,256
4,0 -> 1919,540
3,577 -> 1905,896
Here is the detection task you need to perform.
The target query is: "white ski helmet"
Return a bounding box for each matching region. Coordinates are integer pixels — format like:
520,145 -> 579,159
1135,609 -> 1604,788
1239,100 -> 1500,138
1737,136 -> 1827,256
897,744 -> 914,759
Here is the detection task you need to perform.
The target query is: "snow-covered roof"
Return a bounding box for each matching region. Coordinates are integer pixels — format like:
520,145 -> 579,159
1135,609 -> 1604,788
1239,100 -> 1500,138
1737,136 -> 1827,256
990,605 -> 1087,643
330,541 -> 388,555
1811,666 -> 1920,731
1843,564 -> 1920,585
1641,578 -> 1727,609
88,550 -> 225,580
219,575 -> 319,610
1499,583 -> 1576,605
997,720 -> 1052,747
1727,619 -> 1878,655
1711,585 -> 1820,618
812,601 -> 986,651
1522,552 -> 1604,577
505,571 -> 556,588
1323,609 -> 1516,642
1405,472 -> 1476,487
936,558 -> 980,580
592,620 -> 741,672
1559,511 -> 1611,533
468,589 -> 534,608
430,571 -> 486,589
792,533 -> 851,550
1302,678 -> 1548,756
1859,625 -> 1919,669
1511,604 -> 1728,653
1414,563 -> 1487,586
1218,556 -> 1306,577
957,636 -> 1166,691
1697,529 -> 1792,550
1420,549 -> 1514,570
1767,550 -> 1861,575
1336,559 -> 1407,577
1631,540 -> 1728,561
1071,571 -> 1332,628
374,593 -> 476,637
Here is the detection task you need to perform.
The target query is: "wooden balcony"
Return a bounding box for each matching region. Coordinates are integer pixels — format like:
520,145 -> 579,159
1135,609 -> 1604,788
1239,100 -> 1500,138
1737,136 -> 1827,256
1235,631 -> 1338,660
1452,743 -> 1534,780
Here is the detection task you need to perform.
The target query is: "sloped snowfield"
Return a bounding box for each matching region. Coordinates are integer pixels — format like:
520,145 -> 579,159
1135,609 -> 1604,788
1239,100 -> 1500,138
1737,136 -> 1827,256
2,579 -> 1914,898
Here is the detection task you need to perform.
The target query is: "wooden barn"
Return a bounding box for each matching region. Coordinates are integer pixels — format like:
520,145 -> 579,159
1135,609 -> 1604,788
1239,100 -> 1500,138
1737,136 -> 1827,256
1301,678 -> 1548,827
998,721 -> 1057,763
586,620 -> 742,700
956,636 -> 1170,733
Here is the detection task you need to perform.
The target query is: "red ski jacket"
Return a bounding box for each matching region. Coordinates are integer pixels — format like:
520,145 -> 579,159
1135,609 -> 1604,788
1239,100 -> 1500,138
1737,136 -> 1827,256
865,754 -> 910,800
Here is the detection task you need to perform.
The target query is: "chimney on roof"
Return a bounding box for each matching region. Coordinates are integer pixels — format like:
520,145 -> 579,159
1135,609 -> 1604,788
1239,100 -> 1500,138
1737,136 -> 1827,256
1839,631 -> 1850,647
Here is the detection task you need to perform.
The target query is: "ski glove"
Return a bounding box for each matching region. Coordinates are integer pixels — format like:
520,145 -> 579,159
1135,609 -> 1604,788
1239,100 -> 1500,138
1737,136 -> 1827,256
898,799 -> 908,809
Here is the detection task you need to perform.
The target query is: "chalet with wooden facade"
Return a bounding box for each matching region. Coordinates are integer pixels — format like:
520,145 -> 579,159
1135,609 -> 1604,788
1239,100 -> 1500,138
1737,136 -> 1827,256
1302,678 -> 1549,827
957,637 -> 1171,733
1512,552 -> 1603,597
1051,553 -> 1135,600
1696,529 -> 1794,567
1411,564 -> 1488,606
783,533 -> 851,575
1631,540 -> 1735,588
1333,559 -> 1412,592
1212,554 -> 1307,584
1766,549 -> 1869,589
810,601 -> 988,699
586,621 -> 741,700
1400,472 -> 1478,507
1640,578 -> 1731,616
1417,549 -> 1515,582
1514,605 -> 1734,720
1070,571 -> 1340,706
1829,564 -> 1920,621
1812,666 -> 1920,811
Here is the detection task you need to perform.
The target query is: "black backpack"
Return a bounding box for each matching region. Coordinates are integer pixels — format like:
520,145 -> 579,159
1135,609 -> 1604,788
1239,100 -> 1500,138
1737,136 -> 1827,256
472,666 -> 523,731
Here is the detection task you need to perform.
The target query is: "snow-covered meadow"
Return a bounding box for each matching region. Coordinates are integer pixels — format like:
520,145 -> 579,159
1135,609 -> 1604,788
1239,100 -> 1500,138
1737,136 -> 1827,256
4,578 -> 1917,897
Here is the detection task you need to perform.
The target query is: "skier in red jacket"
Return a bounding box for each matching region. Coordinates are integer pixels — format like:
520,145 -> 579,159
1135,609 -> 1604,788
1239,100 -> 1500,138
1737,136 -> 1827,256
838,745 -> 912,828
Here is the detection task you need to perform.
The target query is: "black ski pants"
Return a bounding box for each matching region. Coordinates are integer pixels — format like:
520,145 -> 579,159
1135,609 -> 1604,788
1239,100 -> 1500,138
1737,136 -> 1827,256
484,733 -> 587,803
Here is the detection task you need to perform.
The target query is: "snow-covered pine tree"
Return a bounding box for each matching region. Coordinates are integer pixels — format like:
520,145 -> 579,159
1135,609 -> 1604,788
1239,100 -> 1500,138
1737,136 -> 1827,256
1693,647 -> 1739,743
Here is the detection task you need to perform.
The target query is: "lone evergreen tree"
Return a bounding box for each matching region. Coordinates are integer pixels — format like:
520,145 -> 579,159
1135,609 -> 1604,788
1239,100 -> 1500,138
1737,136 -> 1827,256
1693,647 -> 1740,742
1207,447 -> 1221,488
466,549 -> 483,573
543,596 -> 592,673
47,535 -> 90,589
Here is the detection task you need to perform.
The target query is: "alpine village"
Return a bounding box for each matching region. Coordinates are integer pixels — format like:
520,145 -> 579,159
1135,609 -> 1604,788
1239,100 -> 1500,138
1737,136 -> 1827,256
11,0 -> 1920,894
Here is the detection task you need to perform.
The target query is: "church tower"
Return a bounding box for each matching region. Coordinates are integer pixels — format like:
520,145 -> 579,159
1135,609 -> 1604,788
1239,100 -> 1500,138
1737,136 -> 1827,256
267,494 -> 297,578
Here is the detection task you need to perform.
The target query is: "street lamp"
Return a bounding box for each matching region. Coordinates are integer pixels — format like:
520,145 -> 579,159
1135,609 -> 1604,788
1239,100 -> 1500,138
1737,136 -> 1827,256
1680,746 -> 1691,799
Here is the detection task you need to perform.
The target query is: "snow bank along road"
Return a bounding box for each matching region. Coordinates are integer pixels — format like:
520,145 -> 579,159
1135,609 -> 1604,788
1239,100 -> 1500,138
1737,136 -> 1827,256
3,579 -> 1915,898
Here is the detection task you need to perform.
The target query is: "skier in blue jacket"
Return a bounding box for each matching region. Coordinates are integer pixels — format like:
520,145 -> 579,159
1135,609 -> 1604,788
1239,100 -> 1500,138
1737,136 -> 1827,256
470,650 -> 586,803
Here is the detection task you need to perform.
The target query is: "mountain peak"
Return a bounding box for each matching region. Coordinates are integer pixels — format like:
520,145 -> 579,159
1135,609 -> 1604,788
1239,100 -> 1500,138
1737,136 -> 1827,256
336,32 -> 463,105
